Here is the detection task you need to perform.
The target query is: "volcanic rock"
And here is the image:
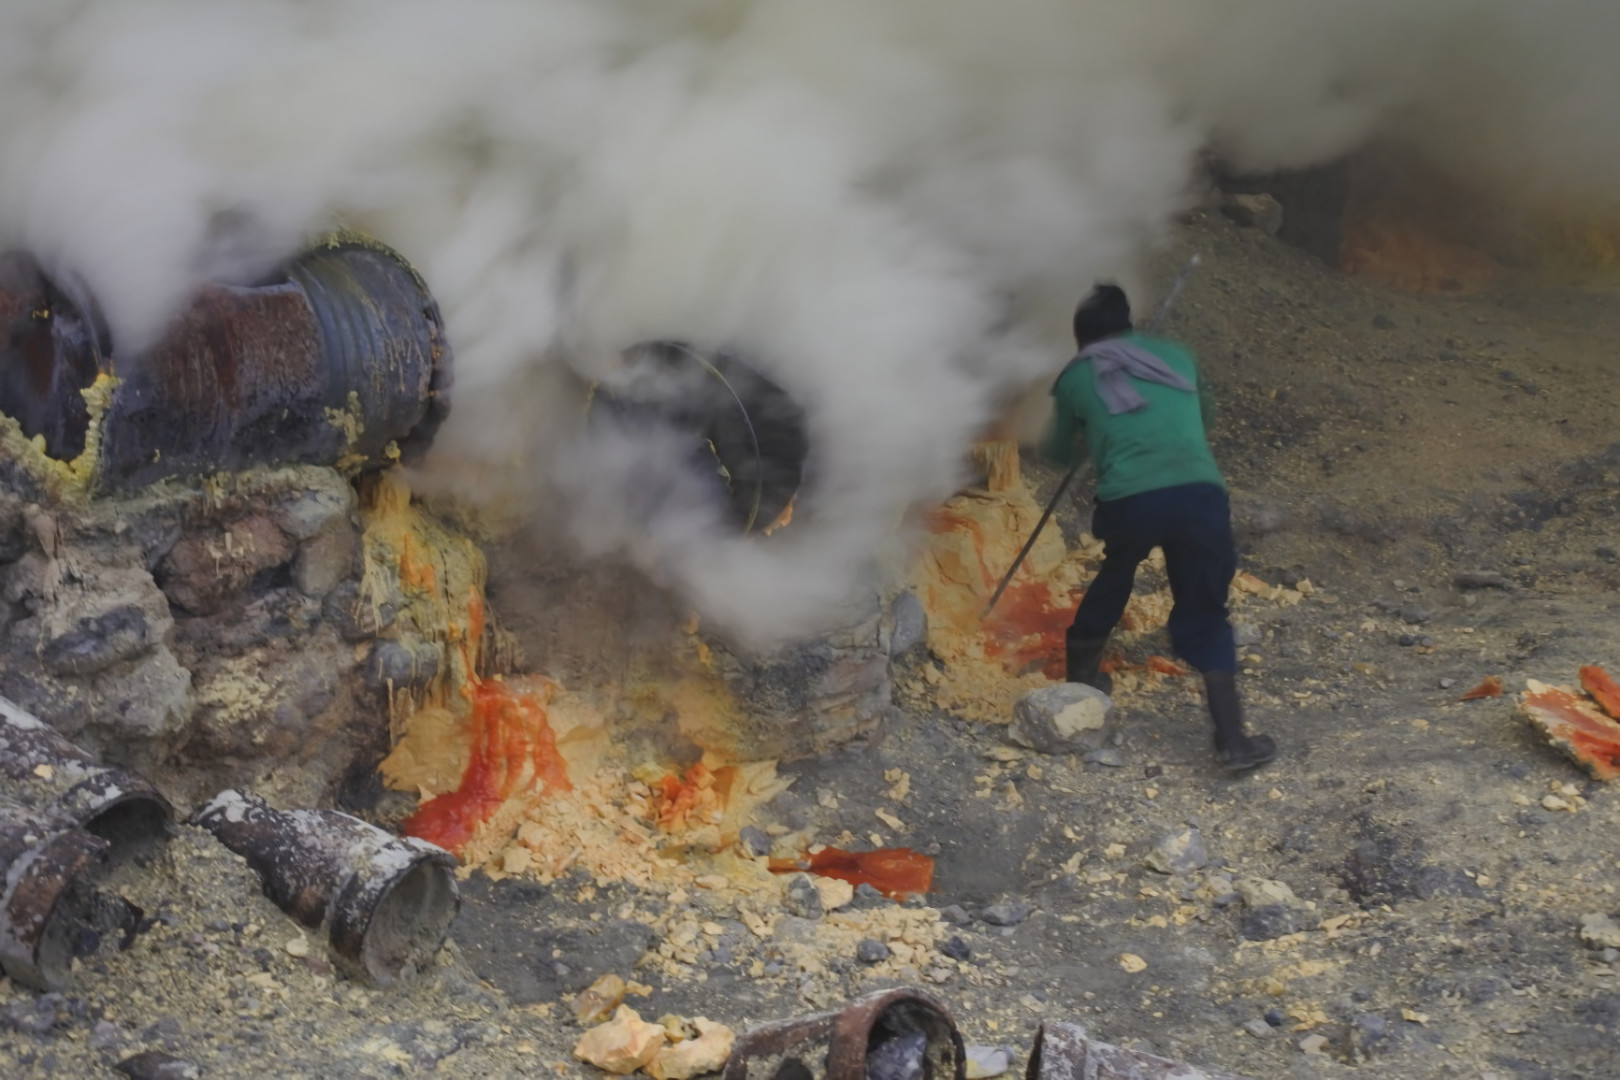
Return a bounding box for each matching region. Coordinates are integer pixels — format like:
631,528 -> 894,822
1007,684 -> 1115,755
782,873 -> 824,920
646,1018 -> 734,1080
573,1006 -> 666,1075
116,1052 -> 201,1080
738,825 -> 771,857
856,939 -> 891,963
1580,913 -> 1620,950
1144,827 -> 1209,875
888,589 -> 928,659
980,900 -> 1033,927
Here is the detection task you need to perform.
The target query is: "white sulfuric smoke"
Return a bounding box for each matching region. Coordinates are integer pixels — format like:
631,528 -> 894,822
2,0 -> 1617,644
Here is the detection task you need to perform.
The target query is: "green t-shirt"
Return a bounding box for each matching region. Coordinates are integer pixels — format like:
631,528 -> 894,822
1042,332 -> 1225,501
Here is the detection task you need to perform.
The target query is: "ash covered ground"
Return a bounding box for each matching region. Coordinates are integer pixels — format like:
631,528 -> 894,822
4,208 -> 1620,1080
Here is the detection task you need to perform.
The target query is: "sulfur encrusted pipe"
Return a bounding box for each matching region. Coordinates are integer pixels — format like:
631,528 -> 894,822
192,789 -> 460,986
0,235 -> 452,493
0,795 -> 109,991
0,696 -> 172,856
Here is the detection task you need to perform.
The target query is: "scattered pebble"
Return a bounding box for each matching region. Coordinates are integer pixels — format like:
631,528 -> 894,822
980,901 -> 1033,927
782,874 -> 824,920
1580,913 -> 1620,950
851,883 -> 892,909
1144,827 -> 1209,876
1241,1019 -> 1274,1039
940,936 -> 972,961
964,1045 -> 1013,1078
856,939 -> 891,964
939,904 -> 973,926
1298,1033 -> 1330,1055
116,1052 -> 201,1080
738,825 -> 772,857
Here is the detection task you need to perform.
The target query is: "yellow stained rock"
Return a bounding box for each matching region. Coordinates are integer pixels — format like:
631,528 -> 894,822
812,877 -> 855,912
573,1006 -> 667,1075
646,1018 -> 735,1080
573,973 -> 628,1026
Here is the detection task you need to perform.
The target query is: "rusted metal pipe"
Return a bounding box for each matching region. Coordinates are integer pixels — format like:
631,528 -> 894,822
595,341 -> 808,534
0,252 -> 104,460
722,986 -> 965,1080
0,236 -> 451,489
0,697 -> 172,854
1025,1021 -> 1252,1080
192,789 -> 459,985
0,796 -> 109,990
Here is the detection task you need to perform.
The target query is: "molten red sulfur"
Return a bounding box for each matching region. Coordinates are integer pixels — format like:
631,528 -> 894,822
401,678 -> 572,853
1580,666 -> 1620,721
652,763 -> 719,829
983,580 -> 1084,679
1460,675 -> 1504,701
1523,684 -> 1620,782
771,846 -> 935,900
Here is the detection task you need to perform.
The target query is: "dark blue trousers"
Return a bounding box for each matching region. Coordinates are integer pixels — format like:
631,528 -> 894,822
1067,482 -> 1237,674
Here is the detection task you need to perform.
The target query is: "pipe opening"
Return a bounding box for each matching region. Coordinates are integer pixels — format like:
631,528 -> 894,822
864,1000 -> 959,1080
0,252 -> 103,461
595,341 -> 808,534
769,1058 -> 813,1080
82,797 -> 172,861
358,856 -> 459,983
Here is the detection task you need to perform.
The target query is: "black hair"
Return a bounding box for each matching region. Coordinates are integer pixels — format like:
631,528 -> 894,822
1072,284 -> 1132,347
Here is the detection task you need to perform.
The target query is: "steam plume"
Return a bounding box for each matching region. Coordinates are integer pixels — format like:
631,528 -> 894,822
3,0 -> 1617,643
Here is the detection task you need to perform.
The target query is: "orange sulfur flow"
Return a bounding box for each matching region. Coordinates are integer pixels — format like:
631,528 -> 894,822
770,847 -> 935,900
1579,666 -> 1620,721
400,677 -> 572,854
1521,678 -> 1620,782
980,578 -> 1082,680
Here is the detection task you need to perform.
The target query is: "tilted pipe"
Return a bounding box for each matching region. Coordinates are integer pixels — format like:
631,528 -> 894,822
721,986 -> 965,1080
0,236 -> 451,491
192,789 -> 459,985
0,697 -> 172,854
0,796 -> 109,991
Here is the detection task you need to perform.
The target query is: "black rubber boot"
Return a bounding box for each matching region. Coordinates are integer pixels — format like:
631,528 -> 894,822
1065,635 -> 1114,695
1203,670 -> 1276,772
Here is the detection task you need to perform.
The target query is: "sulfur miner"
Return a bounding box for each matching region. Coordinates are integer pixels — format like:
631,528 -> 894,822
1043,284 -> 1276,771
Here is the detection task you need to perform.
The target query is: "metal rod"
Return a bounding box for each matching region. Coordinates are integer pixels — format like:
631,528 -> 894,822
981,458 -> 1086,618
982,254 -> 1201,618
